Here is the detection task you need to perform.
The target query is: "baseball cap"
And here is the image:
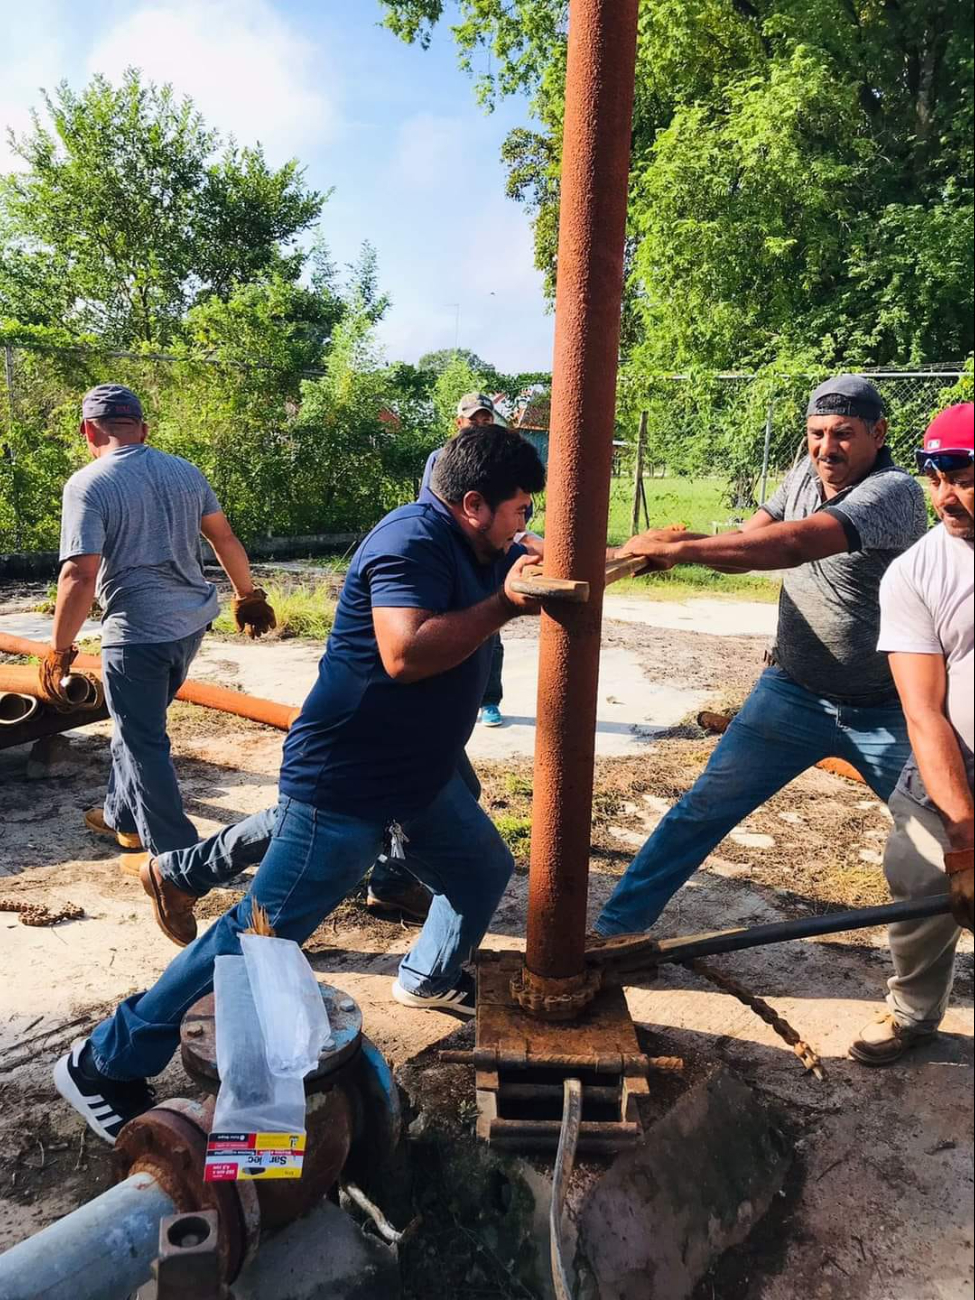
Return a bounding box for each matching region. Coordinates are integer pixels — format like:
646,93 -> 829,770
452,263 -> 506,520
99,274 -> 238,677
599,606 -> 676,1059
806,374 -> 885,423
82,383 -> 144,422
915,402 -> 974,473
456,392 -> 495,419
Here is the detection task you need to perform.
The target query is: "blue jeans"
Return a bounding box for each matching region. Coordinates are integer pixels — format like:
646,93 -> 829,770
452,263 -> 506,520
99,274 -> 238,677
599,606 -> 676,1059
595,668 -> 910,936
156,753 -> 483,897
482,634 -> 504,708
90,770 -> 512,1080
101,631 -> 205,856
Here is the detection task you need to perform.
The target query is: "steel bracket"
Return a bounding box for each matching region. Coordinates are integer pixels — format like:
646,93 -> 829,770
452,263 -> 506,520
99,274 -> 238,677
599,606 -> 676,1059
454,951 -> 658,1153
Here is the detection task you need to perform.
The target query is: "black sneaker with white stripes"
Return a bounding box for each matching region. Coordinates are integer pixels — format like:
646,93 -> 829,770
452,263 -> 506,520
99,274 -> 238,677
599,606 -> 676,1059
391,970 -> 476,1017
53,1039 -> 156,1145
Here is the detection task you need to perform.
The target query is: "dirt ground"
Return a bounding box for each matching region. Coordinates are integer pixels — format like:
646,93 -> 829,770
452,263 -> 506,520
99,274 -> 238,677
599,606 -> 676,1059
0,607 -> 972,1300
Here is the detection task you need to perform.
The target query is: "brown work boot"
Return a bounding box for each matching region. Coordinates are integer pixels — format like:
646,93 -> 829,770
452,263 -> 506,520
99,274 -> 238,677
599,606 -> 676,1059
140,858 -> 198,948
366,878 -> 432,925
85,807 -> 143,851
848,1012 -> 936,1067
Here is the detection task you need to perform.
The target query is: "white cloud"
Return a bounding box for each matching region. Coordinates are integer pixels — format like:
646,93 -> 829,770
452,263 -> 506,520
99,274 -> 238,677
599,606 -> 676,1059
0,1 -> 72,170
388,111 -> 467,189
86,0 -> 338,162
376,111 -> 553,370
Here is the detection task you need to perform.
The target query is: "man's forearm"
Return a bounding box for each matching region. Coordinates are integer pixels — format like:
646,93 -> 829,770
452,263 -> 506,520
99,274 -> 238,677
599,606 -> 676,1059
906,711 -> 975,849
666,528 -> 806,571
395,592 -> 514,683
51,571 -> 97,650
207,532 -> 255,595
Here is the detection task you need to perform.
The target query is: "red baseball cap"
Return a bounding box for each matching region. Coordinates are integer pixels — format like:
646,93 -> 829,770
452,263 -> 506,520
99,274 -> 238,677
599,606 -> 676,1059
921,403 -> 974,455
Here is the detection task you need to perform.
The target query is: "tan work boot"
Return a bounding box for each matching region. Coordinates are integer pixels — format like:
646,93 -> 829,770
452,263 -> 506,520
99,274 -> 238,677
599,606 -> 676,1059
848,1012 -> 936,1066
140,858 -> 198,948
119,850 -> 147,878
85,807 -> 144,851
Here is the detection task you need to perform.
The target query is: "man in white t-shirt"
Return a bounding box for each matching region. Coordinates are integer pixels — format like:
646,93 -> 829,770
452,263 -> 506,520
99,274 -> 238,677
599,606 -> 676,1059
850,402 -> 974,1066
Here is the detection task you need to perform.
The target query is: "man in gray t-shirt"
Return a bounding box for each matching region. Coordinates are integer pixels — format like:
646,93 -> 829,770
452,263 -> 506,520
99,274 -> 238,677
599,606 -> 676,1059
44,384 -> 275,870
595,374 -> 927,937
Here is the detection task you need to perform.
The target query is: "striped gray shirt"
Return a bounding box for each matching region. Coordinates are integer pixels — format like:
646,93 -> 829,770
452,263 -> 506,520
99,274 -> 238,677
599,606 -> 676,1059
59,445 -> 221,646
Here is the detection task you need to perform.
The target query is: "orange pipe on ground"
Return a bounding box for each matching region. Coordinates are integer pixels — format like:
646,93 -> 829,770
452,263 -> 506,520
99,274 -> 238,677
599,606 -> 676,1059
0,692 -> 39,725
0,633 -> 299,732
696,710 -> 865,785
0,662 -> 102,710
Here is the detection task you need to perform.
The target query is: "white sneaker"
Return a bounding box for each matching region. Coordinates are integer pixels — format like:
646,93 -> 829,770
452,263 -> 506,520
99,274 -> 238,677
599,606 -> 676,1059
391,971 -> 476,1017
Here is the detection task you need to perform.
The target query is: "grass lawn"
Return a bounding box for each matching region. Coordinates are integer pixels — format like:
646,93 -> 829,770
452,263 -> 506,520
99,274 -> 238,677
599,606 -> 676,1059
212,581 -> 336,640
286,478 -> 782,606
533,475 -> 782,602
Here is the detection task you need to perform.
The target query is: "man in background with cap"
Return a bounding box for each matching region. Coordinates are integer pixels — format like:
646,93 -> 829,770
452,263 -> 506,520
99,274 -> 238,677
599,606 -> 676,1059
850,402 -> 974,1065
43,384 -> 275,865
593,374 -> 927,937
421,393 -> 544,727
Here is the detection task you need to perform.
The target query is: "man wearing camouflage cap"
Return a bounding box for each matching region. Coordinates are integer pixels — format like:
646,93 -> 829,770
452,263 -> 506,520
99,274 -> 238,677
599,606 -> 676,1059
594,374 -> 928,938
44,384 -> 274,875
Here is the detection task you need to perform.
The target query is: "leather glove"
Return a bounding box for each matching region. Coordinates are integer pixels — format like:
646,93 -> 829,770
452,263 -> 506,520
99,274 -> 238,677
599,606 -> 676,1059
945,848 -> 974,932
232,588 -> 276,639
39,645 -> 79,710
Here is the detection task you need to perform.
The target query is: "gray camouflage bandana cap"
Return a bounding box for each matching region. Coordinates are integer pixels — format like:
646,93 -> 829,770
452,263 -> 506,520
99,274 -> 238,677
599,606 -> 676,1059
456,392 -> 495,418
82,383 -> 144,422
806,374 -> 885,422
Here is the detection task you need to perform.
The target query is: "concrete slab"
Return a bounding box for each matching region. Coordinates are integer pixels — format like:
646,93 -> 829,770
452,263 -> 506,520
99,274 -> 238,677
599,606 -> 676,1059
0,613 -> 715,761
603,594 -> 778,638
0,612 -> 102,641
466,643 -> 711,760
577,1070 -> 790,1299
228,1200 -> 400,1300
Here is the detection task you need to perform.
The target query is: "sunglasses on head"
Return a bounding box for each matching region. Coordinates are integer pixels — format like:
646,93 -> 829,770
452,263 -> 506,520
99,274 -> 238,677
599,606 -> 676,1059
914,449 -> 974,475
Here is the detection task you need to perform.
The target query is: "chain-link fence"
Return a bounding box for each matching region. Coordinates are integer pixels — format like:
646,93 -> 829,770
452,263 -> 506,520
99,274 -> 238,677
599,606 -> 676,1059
625,368 -> 973,523
0,338 -> 449,553
1,337 -> 971,554
0,338 -> 559,554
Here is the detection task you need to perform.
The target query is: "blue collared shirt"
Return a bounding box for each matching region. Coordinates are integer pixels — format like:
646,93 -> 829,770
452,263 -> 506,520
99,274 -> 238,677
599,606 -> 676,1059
279,489 -> 525,818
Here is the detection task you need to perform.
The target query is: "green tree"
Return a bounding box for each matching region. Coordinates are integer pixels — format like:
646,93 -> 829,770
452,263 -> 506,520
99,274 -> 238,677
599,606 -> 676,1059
380,0 -> 974,371
0,70 -> 324,347
418,347 -> 499,380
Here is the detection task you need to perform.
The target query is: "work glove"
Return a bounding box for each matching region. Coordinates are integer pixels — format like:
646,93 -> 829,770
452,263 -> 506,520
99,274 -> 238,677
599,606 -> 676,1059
38,645 -> 79,710
945,849 -> 974,932
232,588 -> 277,639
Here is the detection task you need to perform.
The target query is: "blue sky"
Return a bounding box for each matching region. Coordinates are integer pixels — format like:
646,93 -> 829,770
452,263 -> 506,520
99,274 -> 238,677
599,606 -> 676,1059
0,0 -> 555,372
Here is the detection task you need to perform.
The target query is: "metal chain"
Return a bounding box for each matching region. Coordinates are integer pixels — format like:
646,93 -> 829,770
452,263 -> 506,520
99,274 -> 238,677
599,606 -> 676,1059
687,958 -> 826,1081
0,898 -> 84,927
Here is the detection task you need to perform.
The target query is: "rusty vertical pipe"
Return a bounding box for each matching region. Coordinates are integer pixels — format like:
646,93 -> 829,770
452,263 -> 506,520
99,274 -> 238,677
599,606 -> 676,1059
525,0 -> 640,985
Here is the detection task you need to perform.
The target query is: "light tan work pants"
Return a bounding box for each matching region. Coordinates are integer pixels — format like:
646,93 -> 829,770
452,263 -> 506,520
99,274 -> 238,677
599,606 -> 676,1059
884,789 -> 962,1031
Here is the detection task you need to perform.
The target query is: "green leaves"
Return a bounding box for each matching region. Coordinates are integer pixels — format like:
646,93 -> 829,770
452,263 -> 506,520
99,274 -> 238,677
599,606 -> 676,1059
0,70 -> 323,347
381,0 -> 974,380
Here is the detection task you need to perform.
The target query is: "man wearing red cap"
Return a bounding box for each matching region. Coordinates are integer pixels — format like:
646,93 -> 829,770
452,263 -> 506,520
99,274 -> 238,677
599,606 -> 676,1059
850,402 -> 974,1065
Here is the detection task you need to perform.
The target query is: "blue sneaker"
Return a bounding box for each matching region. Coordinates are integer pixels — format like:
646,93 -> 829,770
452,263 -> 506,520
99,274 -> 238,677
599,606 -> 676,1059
479,705 -> 503,727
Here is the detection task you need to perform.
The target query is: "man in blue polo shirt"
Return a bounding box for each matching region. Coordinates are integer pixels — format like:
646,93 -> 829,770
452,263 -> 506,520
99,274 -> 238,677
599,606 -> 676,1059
54,425 -> 546,1144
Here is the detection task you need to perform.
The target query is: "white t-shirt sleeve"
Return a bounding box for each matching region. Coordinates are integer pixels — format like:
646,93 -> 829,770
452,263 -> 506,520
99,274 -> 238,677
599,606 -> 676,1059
877,549 -> 942,655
